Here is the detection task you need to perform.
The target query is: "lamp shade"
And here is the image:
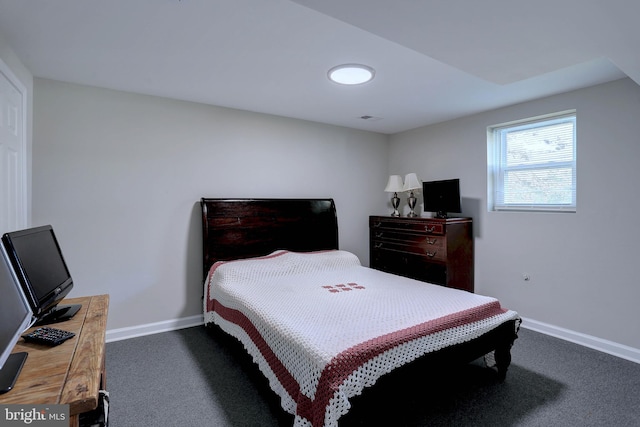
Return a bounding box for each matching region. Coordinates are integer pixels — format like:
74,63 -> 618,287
402,173 -> 421,191
384,175 -> 404,192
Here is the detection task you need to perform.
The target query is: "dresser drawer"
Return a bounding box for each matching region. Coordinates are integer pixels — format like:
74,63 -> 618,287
371,229 -> 443,245
371,239 -> 446,262
370,217 -> 445,235
371,250 -> 447,286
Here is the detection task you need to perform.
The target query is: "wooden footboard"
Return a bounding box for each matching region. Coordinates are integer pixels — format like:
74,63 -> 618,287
412,318 -> 519,380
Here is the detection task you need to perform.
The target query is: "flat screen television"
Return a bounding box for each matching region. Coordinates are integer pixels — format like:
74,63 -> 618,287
422,178 -> 462,218
2,225 -> 81,325
0,243 -> 32,394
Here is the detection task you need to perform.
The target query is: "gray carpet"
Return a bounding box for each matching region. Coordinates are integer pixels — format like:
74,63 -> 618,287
105,326 -> 640,426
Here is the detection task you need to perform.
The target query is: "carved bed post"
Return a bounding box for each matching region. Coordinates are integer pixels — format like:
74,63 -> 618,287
494,321 -> 520,381
494,344 -> 512,381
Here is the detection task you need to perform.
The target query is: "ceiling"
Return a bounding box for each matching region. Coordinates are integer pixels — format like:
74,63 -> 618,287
0,0 -> 636,134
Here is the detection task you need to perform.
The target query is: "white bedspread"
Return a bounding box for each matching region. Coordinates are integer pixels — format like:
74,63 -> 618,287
204,250 -> 519,427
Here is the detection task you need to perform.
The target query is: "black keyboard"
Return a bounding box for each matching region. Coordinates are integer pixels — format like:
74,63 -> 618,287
22,327 -> 76,346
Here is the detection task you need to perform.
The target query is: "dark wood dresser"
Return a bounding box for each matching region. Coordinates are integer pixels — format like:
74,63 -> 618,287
369,216 -> 474,292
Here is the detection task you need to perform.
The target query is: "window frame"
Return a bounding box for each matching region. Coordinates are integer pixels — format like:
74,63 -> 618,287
488,110 -> 577,213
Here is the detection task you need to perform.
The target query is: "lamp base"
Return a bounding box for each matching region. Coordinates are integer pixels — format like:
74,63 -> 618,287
390,194 -> 400,217
407,192 -> 418,217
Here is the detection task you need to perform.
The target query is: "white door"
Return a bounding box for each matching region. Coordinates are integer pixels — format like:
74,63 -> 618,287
0,59 -> 27,234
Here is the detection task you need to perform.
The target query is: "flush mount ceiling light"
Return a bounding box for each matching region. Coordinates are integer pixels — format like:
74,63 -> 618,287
328,64 -> 375,85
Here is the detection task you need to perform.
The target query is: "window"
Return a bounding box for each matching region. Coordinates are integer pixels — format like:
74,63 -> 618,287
488,111 -> 576,212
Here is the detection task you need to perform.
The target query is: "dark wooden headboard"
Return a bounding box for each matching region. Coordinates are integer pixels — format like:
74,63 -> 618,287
200,198 -> 339,278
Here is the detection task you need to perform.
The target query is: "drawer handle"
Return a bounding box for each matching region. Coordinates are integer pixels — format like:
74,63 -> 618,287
373,222 -> 382,228
374,243 -> 383,249
426,251 -> 437,257
425,225 -> 436,233
375,232 -> 384,238
426,238 -> 437,245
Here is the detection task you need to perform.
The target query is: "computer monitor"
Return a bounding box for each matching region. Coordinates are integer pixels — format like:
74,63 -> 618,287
0,243 -> 32,394
2,225 -> 80,325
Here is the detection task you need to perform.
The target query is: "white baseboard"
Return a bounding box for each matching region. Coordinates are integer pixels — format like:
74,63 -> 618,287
105,314 -> 204,343
105,314 -> 640,365
521,317 -> 640,365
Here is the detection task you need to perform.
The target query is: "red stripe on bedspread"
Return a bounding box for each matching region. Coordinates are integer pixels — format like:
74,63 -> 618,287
211,297 -> 507,427
306,300 -> 507,426
211,300 -> 314,413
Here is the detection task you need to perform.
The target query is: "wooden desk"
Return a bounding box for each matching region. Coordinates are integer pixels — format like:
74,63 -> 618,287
0,295 -> 109,427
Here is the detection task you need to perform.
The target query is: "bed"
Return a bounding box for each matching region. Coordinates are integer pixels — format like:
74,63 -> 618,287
201,198 -> 520,427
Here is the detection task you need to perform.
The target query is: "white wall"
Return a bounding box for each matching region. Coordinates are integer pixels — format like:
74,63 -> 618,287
33,78 -> 389,330
390,78 -> 640,350
30,73 -> 640,353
